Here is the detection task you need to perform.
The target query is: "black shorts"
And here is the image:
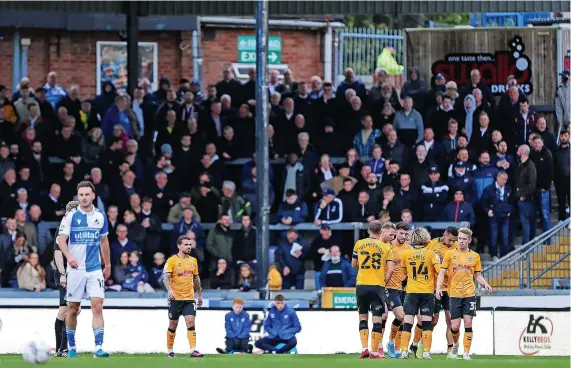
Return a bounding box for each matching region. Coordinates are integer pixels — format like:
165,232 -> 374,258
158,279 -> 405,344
356,285 -> 386,316
54,272 -> 67,307
434,291 -> 451,313
403,293 -> 435,317
168,300 -> 196,320
385,288 -> 405,311
450,296 -> 477,320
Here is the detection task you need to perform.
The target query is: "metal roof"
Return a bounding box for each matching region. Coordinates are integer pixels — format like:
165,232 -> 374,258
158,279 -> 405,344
0,1 -> 568,16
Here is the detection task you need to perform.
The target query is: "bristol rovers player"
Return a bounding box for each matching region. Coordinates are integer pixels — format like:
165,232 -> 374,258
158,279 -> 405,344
57,181 -> 111,358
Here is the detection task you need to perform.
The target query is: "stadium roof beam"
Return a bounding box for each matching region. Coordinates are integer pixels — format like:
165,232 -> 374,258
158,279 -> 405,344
0,1 -> 568,16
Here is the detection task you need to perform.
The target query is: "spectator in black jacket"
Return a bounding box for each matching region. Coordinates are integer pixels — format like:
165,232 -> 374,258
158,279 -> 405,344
216,66 -> 243,108
469,111 -> 493,159
39,183 -> 66,221
481,172 -> 513,261
459,69 -> 495,108
534,117 -> 557,154
381,129 -> 408,166
530,135 -> 554,233
308,223 -> 339,289
420,165 -> 448,222
515,145 -> 537,244
281,152 -> 310,201
277,228 -> 309,290
211,258 -> 235,290
123,209 -> 147,250
381,160 -> 401,189
138,197 -> 163,268
554,130 -> 570,220
232,215 -> 257,270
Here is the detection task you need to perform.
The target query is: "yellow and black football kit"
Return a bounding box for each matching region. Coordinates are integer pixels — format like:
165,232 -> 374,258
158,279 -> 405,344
427,237 -> 458,312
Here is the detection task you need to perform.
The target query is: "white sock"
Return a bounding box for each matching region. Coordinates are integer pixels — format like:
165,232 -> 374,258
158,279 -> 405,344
95,345 -> 102,351
389,339 -> 395,344
189,348 -> 195,353
168,349 -> 173,354
412,342 -> 418,347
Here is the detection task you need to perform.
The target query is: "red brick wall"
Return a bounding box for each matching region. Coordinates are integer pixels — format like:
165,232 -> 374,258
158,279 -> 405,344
0,26 -> 323,98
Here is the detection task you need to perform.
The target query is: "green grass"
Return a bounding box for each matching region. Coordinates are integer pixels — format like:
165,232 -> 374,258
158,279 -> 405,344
0,354 -> 569,368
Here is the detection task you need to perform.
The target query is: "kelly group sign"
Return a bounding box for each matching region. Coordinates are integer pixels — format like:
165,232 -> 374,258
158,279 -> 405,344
431,36 -> 533,95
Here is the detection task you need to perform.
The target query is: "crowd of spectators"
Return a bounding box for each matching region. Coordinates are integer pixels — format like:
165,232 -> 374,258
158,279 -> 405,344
0,64 -> 568,291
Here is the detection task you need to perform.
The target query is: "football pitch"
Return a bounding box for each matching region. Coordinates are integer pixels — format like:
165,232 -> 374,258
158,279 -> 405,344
0,354 -> 569,367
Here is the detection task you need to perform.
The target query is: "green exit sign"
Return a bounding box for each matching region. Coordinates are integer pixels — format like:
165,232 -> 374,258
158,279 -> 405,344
237,36 -> 282,64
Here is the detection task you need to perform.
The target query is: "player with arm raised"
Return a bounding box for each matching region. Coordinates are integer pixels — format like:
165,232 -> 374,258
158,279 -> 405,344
53,201 -> 80,357
399,227 -> 440,360
352,220 -> 395,359
57,182 -> 111,358
436,227 -> 492,360
385,222 -> 411,358
164,235 -> 204,358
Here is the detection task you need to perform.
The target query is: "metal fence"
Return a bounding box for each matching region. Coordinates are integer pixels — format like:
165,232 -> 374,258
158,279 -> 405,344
483,219 -> 570,290
334,27 -> 406,86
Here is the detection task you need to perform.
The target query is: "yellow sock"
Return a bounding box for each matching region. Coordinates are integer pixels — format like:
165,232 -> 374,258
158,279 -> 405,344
371,332 -> 382,351
360,328 -> 369,349
400,331 -> 411,351
167,329 -> 176,350
389,322 -> 400,340
451,329 -> 460,344
422,330 -> 433,352
413,324 -> 423,344
395,330 -> 403,350
187,328 -> 196,350
463,328 -> 473,353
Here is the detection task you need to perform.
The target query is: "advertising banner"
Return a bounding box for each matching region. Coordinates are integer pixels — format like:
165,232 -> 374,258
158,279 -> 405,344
96,41 -> 158,95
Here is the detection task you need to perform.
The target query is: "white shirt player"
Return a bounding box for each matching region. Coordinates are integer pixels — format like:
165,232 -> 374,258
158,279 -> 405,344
58,206 -> 109,273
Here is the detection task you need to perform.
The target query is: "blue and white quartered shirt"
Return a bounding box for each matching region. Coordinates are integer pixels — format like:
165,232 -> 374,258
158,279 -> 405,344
58,207 -> 109,272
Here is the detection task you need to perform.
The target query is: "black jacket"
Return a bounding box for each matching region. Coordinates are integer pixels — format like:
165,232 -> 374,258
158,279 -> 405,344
554,144 -> 570,178
481,184 -> 513,218
514,159 -> 537,198
530,148 -> 554,191
232,226 -> 257,263
308,235 -> 339,271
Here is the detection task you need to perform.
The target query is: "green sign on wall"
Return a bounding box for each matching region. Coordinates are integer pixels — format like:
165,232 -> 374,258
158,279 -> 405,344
237,36 -> 282,64
332,292 -> 357,309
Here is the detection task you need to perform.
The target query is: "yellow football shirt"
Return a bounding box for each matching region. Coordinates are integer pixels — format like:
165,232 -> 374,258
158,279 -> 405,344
353,238 -> 394,287
441,249 -> 482,298
164,255 -> 199,300
427,238 -> 458,291
400,247 -> 440,294
386,242 -> 412,290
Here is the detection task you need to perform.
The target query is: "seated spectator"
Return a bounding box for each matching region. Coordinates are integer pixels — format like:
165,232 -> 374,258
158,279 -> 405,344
232,215 -> 256,270
353,114 -> 381,158
167,193 -> 202,224
420,165 -> 448,222
277,189 -> 308,226
206,215 -> 233,269
315,120 -> 345,157
242,167 -> 275,218
344,148 -> 363,179
220,181 -> 251,223
3,232 -> 34,287
116,251 -> 154,293
255,295 -> 301,354
381,129 -> 408,166
268,265 -> 283,291
365,145 -> 386,182
217,298 -> 252,354
296,132 -> 318,176
237,264 -> 256,292
313,189 -> 343,225
277,228 -> 309,290
443,190 -> 476,227
171,207 -> 205,254
110,224 -> 140,268
481,172 -> 513,261
16,252 -> 46,291
149,252 -> 167,291
319,245 -> 356,288
211,258 -> 235,290
218,125 -> 239,161
0,168 -> 19,218
308,224 -> 339,290
381,160 -> 401,189
281,151 -> 310,202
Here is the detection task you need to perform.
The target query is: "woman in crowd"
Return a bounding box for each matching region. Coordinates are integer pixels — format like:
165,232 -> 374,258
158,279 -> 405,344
3,232 -> 34,287
17,252 -> 46,291
210,258 -> 234,290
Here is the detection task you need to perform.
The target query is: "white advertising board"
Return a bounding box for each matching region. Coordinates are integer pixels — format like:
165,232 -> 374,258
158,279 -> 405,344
0,308 -> 500,355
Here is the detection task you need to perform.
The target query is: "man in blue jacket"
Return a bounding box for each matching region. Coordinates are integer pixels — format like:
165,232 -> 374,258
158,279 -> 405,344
255,295 -> 301,354
277,228 -> 310,290
319,245 -> 356,288
481,172 -> 513,261
217,298 -> 252,354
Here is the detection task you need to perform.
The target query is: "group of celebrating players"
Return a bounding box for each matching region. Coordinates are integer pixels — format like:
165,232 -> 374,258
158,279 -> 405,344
353,220 -> 493,360
51,181 -> 491,359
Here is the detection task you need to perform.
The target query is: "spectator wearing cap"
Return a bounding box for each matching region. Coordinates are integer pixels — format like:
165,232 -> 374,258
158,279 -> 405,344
469,111 -> 494,159
430,95 -> 457,140
534,117 -> 557,154
447,161 -> 477,205
556,70 -> 570,129
309,223 -> 342,288
491,140 -> 516,181
277,228 -> 309,290
110,224 -> 140,268
393,96 -> 424,147
277,189 -> 308,226
443,190 -> 475,227
314,188 -> 344,225
481,171 -> 513,261
460,69 -> 495,108
315,119 -> 345,157
554,129 -> 570,220
424,73 -> 446,114
319,245 -> 356,288
408,145 -> 432,190
43,71 -> 67,109
515,144 -> 537,243
220,180 -> 252,223
167,193 -> 202,224
530,135 -> 554,233
420,165 -> 449,222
